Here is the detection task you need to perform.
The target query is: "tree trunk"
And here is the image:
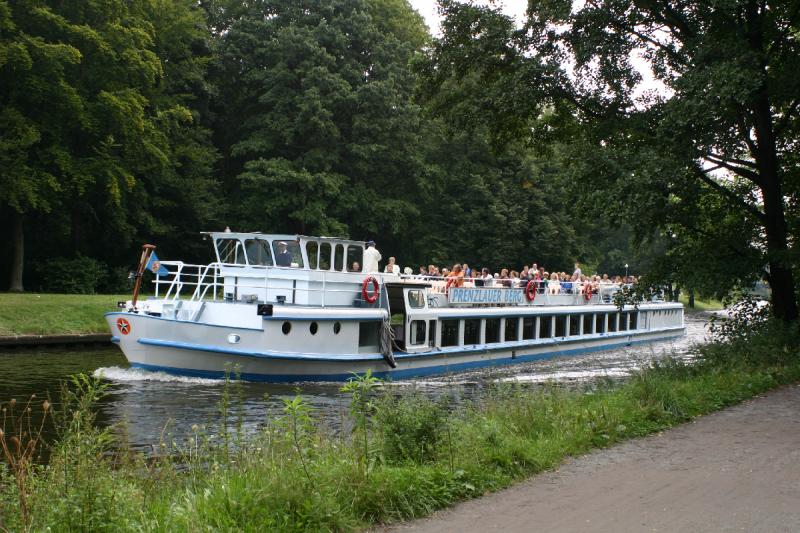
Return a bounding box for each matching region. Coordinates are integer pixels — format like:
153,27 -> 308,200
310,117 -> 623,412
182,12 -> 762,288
688,288 -> 695,309
9,212 -> 24,292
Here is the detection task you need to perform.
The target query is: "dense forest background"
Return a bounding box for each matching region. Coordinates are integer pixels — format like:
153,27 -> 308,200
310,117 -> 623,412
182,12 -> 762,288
1,0 -> 797,320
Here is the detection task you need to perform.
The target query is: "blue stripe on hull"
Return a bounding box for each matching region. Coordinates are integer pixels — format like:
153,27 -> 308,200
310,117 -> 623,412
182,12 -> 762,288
128,334 -> 683,383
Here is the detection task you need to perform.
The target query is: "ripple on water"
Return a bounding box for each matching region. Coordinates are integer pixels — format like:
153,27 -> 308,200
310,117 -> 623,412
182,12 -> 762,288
93,366 -> 220,385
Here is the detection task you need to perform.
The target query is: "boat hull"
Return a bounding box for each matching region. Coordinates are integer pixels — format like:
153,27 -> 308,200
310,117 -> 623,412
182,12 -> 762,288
106,312 -> 685,382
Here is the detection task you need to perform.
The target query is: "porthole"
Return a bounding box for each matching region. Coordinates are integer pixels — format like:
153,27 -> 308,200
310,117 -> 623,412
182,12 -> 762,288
227,333 -> 241,344
333,321 -> 341,334
310,322 -> 318,335
282,321 -> 291,335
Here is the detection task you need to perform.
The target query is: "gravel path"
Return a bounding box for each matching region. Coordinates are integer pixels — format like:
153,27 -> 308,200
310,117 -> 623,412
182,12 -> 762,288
383,384 -> 800,533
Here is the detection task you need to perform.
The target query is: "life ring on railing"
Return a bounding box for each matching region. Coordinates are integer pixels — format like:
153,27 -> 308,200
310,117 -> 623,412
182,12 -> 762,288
525,280 -> 537,302
583,284 -> 593,301
362,276 -> 380,304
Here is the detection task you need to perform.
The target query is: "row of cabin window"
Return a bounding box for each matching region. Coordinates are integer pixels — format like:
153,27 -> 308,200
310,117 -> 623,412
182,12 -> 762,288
216,238 -> 365,272
414,312 -> 640,348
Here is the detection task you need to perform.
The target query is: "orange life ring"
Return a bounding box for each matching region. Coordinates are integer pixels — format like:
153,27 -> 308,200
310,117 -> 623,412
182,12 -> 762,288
525,279 -> 537,302
362,276 -> 380,304
583,284 -> 593,301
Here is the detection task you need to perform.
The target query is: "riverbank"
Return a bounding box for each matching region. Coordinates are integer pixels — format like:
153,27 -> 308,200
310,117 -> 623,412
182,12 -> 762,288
386,383 -> 800,533
0,293 -> 128,337
1,320 -> 797,531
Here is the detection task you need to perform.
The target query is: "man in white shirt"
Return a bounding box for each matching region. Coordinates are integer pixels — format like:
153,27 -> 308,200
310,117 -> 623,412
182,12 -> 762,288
363,240 -> 382,272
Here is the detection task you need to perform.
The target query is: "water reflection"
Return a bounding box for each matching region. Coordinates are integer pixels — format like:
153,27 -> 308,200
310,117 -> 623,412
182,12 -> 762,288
0,314 -> 710,450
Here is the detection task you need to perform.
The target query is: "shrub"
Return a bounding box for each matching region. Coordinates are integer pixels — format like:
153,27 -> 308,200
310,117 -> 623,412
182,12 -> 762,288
37,256 -> 108,294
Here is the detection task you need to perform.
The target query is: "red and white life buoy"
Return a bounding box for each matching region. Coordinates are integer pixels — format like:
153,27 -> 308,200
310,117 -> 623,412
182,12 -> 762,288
116,317 -> 131,335
525,279 -> 537,302
362,276 -> 380,304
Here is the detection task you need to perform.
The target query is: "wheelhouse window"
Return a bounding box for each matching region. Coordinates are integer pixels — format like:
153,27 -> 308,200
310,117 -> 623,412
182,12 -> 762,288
347,245 -> 363,272
408,290 -> 426,309
245,239 -> 273,266
464,319 -> 480,345
334,244 -> 344,272
504,318 -> 518,342
272,240 -> 303,268
306,241 -> 319,269
441,320 -> 459,347
216,238 -> 246,265
319,242 -> 331,270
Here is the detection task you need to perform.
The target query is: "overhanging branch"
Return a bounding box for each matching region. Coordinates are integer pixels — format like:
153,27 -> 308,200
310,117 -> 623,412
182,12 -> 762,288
692,165 -> 765,222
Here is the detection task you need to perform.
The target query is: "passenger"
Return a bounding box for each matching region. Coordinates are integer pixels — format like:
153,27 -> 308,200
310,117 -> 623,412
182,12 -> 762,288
562,274 -> 573,294
441,267 -> 450,278
447,264 -> 465,288
463,263 -> 472,280
499,268 -> 511,288
384,256 -> 400,275
428,264 -> 436,277
548,272 -> 561,295
510,270 -> 520,288
363,240 -> 381,272
350,261 -> 361,272
419,266 -> 427,276
573,262 -> 582,279
481,267 -> 494,287
275,241 -> 293,267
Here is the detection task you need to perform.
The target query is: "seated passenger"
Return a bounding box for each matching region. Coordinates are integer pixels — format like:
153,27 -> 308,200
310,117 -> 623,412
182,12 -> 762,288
446,264 -> 465,288
547,272 -> 561,295
350,261 -> 361,272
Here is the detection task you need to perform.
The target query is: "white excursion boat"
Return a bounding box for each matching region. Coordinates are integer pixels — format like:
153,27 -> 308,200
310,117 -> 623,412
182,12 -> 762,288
106,231 -> 686,382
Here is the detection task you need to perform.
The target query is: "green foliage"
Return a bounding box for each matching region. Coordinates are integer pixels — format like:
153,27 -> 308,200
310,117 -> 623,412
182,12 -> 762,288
35,255 -> 107,294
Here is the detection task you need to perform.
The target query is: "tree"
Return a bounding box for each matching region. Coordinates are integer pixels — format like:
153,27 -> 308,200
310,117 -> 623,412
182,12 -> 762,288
423,0 -> 800,322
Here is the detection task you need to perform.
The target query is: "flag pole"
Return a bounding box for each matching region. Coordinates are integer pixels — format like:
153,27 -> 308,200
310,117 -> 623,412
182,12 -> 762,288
132,244 -> 156,309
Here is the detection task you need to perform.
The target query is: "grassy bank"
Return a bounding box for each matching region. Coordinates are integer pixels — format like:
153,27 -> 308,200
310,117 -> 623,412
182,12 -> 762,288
0,293 -> 130,336
1,322 -> 798,531
678,293 -> 724,312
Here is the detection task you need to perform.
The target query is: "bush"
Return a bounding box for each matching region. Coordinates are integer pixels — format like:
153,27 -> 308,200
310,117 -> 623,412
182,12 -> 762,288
37,256 -> 108,294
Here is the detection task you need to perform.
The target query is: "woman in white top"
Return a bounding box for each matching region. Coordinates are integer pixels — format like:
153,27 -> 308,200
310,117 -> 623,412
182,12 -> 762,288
547,272 -> 561,295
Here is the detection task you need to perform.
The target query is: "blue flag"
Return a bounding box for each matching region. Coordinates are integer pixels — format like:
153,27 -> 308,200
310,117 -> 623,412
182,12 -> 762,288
146,251 -> 169,276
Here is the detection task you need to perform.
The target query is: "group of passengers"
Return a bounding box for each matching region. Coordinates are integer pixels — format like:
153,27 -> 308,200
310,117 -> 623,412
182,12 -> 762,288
411,261 -> 638,295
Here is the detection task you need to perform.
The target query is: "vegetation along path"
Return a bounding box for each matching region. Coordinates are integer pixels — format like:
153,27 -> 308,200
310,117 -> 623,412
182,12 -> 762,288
386,384 -> 800,533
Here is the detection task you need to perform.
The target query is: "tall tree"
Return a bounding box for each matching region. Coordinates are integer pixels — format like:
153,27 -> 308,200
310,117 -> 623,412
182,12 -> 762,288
423,0 -> 800,322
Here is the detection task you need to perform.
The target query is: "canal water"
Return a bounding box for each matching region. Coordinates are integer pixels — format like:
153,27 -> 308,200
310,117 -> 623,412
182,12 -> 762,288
0,315 -> 710,450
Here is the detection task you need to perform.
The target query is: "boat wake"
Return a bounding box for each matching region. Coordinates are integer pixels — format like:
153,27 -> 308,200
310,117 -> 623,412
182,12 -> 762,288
93,366 -> 219,385
498,368 -> 632,383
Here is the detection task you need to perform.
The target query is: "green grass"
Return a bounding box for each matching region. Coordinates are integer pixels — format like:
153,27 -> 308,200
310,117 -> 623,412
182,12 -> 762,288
0,293 -> 130,336
1,323 -> 799,531
678,293 -> 724,312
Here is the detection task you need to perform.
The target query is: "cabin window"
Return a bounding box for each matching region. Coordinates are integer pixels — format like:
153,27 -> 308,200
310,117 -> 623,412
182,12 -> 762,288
282,322 -> 291,335
272,240 -> 303,268
569,315 -> 580,336
408,290 -> 425,309
485,318 -> 501,343
346,245 -> 363,272
522,317 -> 535,340
245,239 -> 273,266
583,314 -> 594,335
359,322 -> 379,347
597,314 -> 606,334
410,320 -> 426,345
464,319 -> 480,345
216,238 -> 247,265
442,320 -> 459,347
309,322 -> 318,335
319,242 -> 332,270
429,320 -> 436,346
608,313 -> 618,333
334,244 -> 344,272
620,312 -> 629,331
333,321 -> 341,334
555,316 -> 567,337
504,318 -> 518,342
306,241 -> 319,269
539,316 -> 552,339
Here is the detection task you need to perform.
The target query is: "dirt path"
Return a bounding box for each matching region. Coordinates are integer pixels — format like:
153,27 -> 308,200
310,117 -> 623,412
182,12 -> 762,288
384,384 -> 800,533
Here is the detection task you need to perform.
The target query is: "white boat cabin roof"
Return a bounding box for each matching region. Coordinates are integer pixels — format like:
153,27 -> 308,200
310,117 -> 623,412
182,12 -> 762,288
203,231 -> 367,272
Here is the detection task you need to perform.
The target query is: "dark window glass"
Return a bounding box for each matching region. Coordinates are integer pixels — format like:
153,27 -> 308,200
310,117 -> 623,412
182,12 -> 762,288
408,290 -> 425,309
620,312 -> 629,331
334,244 -> 344,272
608,313 -> 618,332
630,312 -> 638,330
539,316 -> 552,338
319,242 -> 331,270
359,322 -> 379,347
347,245 -> 363,272
555,315 -> 567,337
282,321 -> 291,335
522,317 -> 535,340
569,315 -> 580,336
505,318 -> 518,342
410,320 -> 426,345
485,318 -> 501,343
309,322 -> 318,335
597,314 -> 606,334
464,319 -> 480,345
217,238 -> 246,265
333,321 -> 341,334
583,314 -> 594,335
245,239 -> 273,266
442,320 -> 459,347
306,241 -> 318,269
429,320 -> 436,346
